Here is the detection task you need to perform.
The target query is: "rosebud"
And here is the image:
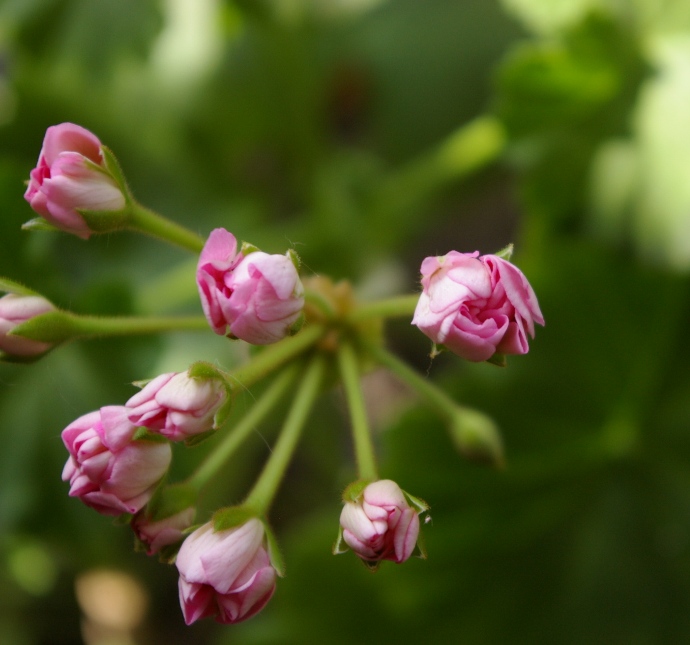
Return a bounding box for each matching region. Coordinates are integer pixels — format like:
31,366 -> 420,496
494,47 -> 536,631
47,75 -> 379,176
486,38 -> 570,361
197,228 -> 304,345
0,293 -> 55,359
24,123 -> 126,239
336,480 -> 427,567
133,507 -> 196,557
61,406 -> 171,516
126,370 -> 228,442
175,518 -> 277,625
412,251 -> 544,362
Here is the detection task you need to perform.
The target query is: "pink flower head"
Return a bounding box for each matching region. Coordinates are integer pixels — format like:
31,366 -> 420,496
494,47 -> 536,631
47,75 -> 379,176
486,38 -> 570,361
338,480 -> 422,565
0,293 -> 55,358
176,518 -> 277,625
61,406 -> 171,516
197,228 -> 305,345
412,251 -> 544,362
132,506 -> 196,556
126,371 -> 227,442
24,123 -> 126,238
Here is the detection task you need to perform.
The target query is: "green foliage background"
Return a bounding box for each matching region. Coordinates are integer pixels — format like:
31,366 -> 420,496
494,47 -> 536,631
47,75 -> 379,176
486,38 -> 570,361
1,0 -> 690,643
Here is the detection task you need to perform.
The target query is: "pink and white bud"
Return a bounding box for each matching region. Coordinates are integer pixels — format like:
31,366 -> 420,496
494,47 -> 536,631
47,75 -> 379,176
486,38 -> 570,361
412,251 -> 544,362
24,123 -> 126,239
339,480 -> 423,565
197,228 -> 304,345
0,293 -> 55,358
61,406 -> 171,516
176,518 -> 277,625
132,506 -> 196,556
126,371 -> 227,441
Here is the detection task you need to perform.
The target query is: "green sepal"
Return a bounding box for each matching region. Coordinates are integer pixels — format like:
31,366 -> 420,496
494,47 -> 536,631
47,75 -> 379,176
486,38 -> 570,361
187,360 -> 228,382
212,505 -> 257,532
360,558 -> 380,573
341,479 -> 372,504
77,206 -> 132,233
0,350 -> 51,364
132,427 -> 169,443
213,391 -> 234,430
100,146 -> 131,198
0,278 -> 42,297
287,248 -> 301,271
411,527 -> 428,560
131,378 -> 154,389
494,243 -> 514,260
9,311 -> 74,343
288,312 -> 305,336
449,407 -> 504,468
332,525 -> 348,555
486,352 -> 507,367
144,483 -> 198,522
240,241 -> 260,255
261,520 -> 286,577
21,218 -> 63,234
402,491 -> 429,514
184,428 -> 217,447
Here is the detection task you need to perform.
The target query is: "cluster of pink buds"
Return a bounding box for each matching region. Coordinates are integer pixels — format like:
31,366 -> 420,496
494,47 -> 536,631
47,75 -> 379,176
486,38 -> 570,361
3,123 -> 544,627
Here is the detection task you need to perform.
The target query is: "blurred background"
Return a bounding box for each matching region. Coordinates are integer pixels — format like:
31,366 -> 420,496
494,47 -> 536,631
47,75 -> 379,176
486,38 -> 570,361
1,0 -> 690,643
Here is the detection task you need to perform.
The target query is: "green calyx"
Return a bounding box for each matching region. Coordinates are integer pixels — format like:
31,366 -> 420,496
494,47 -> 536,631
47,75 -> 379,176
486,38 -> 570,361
9,310 -> 75,344
341,479 -> 372,504
0,278 -> 44,298
212,505 -> 258,532
494,242 -> 514,260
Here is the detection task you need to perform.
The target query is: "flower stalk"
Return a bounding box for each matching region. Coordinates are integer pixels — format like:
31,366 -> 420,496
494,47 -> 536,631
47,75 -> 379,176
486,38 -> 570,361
337,342 -> 378,481
225,324 -> 325,393
187,364 -> 301,491
129,202 -> 206,253
9,310 -> 209,345
243,355 -> 325,515
365,342 -> 503,465
347,294 -> 419,322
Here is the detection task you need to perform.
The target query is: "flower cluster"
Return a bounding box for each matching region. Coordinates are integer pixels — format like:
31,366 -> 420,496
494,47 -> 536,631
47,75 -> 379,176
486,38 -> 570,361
5,123 -> 544,628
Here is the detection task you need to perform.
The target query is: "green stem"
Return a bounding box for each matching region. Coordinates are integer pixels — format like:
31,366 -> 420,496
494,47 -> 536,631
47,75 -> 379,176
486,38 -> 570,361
225,324 -> 325,392
337,342 -> 378,481
366,342 -> 503,465
9,310 -> 210,344
348,294 -> 420,322
365,342 -> 457,422
187,364 -> 300,491
66,313 -> 209,337
128,202 -> 206,253
243,356 -> 325,514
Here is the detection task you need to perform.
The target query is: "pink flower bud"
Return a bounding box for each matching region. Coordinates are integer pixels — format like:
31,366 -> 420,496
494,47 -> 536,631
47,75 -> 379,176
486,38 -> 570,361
339,480 -> 421,564
0,293 -> 55,358
61,406 -> 171,516
126,371 -> 227,441
197,228 -> 304,345
412,251 -> 544,362
132,506 -> 196,556
24,123 -> 126,239
176,518 -> 277,625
